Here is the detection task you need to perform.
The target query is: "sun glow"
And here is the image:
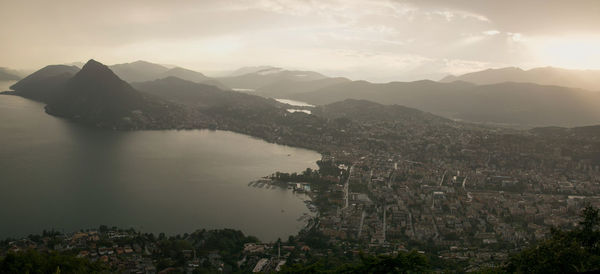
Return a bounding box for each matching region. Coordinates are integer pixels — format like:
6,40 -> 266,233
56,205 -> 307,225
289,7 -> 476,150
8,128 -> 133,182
532,35 -> 600,69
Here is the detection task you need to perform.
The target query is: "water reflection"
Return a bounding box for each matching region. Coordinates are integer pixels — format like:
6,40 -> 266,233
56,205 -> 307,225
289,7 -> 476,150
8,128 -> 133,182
0,95 -> 320,241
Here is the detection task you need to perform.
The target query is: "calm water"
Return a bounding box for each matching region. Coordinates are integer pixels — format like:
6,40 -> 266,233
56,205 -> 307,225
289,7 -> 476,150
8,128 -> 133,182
0,80 -> 16,91
0,94 -> 320,241
286,109 -> 312,114
275,99 -> 315,107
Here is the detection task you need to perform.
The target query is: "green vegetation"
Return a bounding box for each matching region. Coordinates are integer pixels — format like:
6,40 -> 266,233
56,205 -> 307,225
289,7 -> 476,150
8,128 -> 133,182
504,206 -> 600,273
271,159 -> 342,184
0,250 -> 107,273
152,228 -> 259,272
1,206 -> 598,273
281,251 -> 429,273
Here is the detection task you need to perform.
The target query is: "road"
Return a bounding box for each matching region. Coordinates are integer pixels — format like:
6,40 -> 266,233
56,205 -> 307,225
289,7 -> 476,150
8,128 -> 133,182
343,165 -> 354,209
357,209 -> 366,239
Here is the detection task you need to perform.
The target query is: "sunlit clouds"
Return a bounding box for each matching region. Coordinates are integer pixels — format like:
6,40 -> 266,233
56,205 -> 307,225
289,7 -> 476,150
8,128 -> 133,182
1,0 -> 599,82
529,35 -> 600,70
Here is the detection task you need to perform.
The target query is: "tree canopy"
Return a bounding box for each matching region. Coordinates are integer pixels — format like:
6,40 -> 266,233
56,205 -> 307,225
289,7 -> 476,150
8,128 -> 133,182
505,205 -> 600,273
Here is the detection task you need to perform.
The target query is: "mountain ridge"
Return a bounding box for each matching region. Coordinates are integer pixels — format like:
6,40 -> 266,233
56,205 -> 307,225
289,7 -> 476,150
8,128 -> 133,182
6,65 -> 80,102
440,66 -> 600,91
290,79 -> 600,127
217,69 -> 329,90
132,76 -> 278,109
43,60 -> 196,129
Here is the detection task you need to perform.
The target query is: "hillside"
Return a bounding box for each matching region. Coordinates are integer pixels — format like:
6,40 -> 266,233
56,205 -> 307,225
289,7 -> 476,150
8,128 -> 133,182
315,99 -> 451,125
217,68 -> 329,90
132,77 -> 278,110
7,65 -> 80,103
109,60 -> 227,89
156,67 -> 211,83
292,80 -> 600,127
441,67 -> 600,91
109,60 -> 169,82
531,124 -> 600,141
45,60 -> 196,129
254,77 -> 350,98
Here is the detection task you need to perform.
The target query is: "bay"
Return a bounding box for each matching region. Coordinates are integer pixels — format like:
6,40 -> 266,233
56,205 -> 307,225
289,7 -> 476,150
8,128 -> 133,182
275,98 -> 315,107
0,80 -> 16,92
0,95 -> 320,241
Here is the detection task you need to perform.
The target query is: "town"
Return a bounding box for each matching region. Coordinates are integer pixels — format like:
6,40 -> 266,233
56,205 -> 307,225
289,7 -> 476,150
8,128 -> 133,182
3,99 -> 600,272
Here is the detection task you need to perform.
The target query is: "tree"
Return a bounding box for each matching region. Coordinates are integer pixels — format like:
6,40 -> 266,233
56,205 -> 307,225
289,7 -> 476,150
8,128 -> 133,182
505,205 -> 600,273
0,250 -> 107,273
281,251 -> 429,273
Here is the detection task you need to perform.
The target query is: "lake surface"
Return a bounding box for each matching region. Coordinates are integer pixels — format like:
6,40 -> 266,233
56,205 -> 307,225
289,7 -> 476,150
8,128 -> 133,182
0,80 -> 16,92
0,94 -> 320,241
275,99 -> 315,107
286,109 -> 312,114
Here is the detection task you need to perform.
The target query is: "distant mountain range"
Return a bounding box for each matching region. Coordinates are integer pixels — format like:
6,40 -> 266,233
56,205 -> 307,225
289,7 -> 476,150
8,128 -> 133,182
5,60 -> 293,130
131,76 -> 278,109
228,66 -> 280,77
216,67 -> 329,90
440,67 -> 600,91
108,60 -> 174,82
108,60 -> 219,86
287,80 -> 600,127
190,65 -> 600,127
253,77 -> 350,98
5,60 -> 600,128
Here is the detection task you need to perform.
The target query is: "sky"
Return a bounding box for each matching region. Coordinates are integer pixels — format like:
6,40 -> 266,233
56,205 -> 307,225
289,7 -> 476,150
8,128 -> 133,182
1,0 -> 600,82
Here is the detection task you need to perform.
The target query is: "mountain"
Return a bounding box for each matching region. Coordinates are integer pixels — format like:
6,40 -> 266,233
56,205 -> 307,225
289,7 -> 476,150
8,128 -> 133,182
315,99 -> 451,126
217,68 -> 329,90
531,125 -> 600,141
292,79 -> 474,108
254,77 -> 350,98
440,67 -> 524,84
109,60 -> 170,82
156,67 -> 210,83
63,61 -> 86,68
7,65 -> 80,102
0,67 -> 22,81
199,79 -> 231,91
132,76 -> 277,109
440,67 -> 600,91
291,80 -> 600,127
110,60 -> 227,89
45,60 -> 192,129
228,66 -> 280,77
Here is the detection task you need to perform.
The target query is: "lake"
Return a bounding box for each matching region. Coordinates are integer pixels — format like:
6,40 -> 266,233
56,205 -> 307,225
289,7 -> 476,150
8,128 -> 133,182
0,93 -> 320,241
286,109 -> 312,114
275,98 -> 315,107
0,80 -> 16,92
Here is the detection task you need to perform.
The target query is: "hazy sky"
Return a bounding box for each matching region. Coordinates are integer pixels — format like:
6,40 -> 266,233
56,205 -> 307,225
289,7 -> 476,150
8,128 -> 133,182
1,0 -> 600,82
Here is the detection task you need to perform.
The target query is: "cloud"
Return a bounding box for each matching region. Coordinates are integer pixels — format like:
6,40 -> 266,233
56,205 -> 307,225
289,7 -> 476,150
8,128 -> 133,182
507,32 -> 523,42
0,0 -> 598,80
429,10 -> 489,22
409,0 -> 600,35
528,35 -> 600,69
483,30 -> 500,36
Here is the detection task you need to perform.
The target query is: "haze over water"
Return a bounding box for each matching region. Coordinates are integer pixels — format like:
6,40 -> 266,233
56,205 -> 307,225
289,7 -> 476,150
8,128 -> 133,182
0,95 -> 320,241
0,81 -> 16,92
